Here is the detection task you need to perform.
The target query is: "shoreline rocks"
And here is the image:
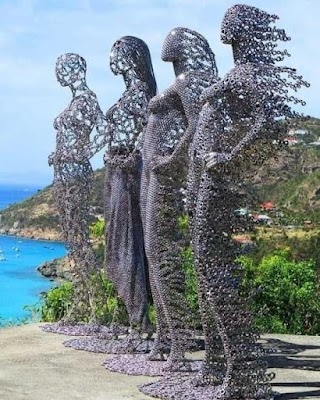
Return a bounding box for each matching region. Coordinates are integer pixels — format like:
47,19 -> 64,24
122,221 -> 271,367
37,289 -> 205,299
37,257 -> 74,282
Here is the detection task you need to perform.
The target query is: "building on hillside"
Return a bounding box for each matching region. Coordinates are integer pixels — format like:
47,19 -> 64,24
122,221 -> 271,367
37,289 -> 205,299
283,136 -> 300,146
234,207 -> 249,216
309,138 -> 320,146
260,201 -> 276,211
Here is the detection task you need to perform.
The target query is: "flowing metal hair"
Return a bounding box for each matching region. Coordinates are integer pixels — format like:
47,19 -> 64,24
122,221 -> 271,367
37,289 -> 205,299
221,4 -> 290,64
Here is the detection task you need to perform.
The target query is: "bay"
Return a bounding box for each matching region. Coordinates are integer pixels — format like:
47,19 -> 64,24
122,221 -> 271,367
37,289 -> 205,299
0,182 -> 66,326
0,235 -> 66,325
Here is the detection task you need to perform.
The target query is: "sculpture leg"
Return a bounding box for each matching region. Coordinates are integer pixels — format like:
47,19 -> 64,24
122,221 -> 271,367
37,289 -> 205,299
145,177 -> 170,361
192,173 -> 230,387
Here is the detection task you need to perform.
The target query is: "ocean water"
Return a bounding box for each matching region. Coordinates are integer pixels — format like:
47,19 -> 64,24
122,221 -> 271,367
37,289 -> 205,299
0,183 -> 66,325
0,236 -> 66,325
0,183 -> 41,210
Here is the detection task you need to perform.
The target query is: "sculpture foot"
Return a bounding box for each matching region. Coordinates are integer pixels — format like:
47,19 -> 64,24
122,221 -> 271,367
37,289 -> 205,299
147,349 -> 166,361
193,367 -> 224,386
162,357 -> 202,373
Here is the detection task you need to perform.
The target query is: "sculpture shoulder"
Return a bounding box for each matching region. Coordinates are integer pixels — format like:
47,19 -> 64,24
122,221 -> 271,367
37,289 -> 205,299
223,63 -> 260,88
126,82 -> 151,102
106,86 -> 149,122
175,70 -> 217,97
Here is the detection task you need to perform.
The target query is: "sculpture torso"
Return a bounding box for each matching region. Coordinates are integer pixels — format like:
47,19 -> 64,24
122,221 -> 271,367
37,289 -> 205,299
53,90 -> 101,174
143,94 -> 186,169
106,82 -> 150,156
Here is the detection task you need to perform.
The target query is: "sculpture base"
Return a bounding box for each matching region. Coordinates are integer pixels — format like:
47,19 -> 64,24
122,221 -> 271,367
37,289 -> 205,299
63,336 -> 154,354
41,323 -> 127,337
140,374 -> 277,400
103,354 -> 202,376
139,373 -> 227,400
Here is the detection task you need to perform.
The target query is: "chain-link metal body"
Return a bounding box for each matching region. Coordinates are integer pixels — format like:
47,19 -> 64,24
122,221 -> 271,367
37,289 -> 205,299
49,53 -> 107,323
104,36 -> 157,336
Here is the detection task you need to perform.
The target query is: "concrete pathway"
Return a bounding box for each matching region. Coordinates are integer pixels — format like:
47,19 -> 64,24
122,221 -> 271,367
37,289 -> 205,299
0,324 -> 319,399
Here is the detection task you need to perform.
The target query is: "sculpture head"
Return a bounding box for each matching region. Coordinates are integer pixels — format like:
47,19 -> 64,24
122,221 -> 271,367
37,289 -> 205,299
221,5 -> 291,64
55,53 -> 87,87
161,27 -> 218,76
110,36 -> 157,97
221,5 -> 274,43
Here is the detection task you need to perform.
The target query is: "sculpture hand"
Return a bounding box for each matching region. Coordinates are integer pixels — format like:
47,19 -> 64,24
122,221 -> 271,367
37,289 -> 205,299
204,152 -> 231,169
151,154 -> 171,172
200,79 -> 223,105
148,94 -> 165,114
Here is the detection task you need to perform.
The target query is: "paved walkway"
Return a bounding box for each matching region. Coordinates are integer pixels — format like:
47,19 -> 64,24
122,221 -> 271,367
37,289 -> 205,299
0,324 -> 319,399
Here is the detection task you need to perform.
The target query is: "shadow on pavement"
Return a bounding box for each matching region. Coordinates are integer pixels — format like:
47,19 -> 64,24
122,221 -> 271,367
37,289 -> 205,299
263,338 -> 320,371
261,338 -> 320,399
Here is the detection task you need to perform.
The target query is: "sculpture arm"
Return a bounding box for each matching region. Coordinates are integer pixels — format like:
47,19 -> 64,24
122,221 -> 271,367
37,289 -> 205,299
72,94 -> 112,159
152,117 -> 195,173
204,112 -> 266,168
150,83 -> 191,171
200,78 -> 228,104
85,108 -> 112,159
204,77 -> 267,168
148,85 -> 177,113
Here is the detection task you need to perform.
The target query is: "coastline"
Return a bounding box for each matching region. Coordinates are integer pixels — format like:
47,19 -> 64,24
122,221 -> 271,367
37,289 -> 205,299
0,227 -> 61,241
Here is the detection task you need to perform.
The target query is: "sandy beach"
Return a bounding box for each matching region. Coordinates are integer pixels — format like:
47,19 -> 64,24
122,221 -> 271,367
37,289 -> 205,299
0,323 -> 319,400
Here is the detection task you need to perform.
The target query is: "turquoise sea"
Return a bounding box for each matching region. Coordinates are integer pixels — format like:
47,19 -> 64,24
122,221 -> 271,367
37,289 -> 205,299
0,184 -> 66,326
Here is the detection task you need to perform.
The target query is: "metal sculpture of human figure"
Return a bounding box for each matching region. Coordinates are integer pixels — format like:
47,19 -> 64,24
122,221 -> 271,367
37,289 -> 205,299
48,53 -> 107,324
102,36 -> 157,350
194,5 -> 308,400
140,28 -> 220,375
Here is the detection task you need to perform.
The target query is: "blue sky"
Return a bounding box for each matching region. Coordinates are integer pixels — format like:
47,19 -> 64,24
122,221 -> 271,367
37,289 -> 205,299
0,0 -> 318,185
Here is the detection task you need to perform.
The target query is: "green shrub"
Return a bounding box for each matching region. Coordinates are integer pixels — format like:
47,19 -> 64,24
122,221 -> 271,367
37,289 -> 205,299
41,282 -> 74,322
88,269 -> 128,325
40,271 -> 129,325
247,233 -> 320,272
239,251 -> 320,334
90,218 -> 105,239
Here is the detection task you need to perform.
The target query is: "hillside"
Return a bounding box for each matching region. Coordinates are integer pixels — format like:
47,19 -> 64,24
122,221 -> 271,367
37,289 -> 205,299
252,146 -> 320,222
0,169 -> 105,240
0,119 -> 319,240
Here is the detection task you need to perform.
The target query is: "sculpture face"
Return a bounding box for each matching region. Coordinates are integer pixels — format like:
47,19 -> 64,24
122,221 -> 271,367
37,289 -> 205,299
55,53 -> 86,87
220,5 -> 247,44
110,40 -> 131,75
161,29 -> 182,62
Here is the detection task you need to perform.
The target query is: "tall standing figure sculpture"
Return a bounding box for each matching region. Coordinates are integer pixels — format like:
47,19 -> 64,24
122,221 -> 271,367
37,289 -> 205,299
139,28 -> 220,375
141,6 -> 309,400
47,53 -> 107,327
102,36 -> 157,351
